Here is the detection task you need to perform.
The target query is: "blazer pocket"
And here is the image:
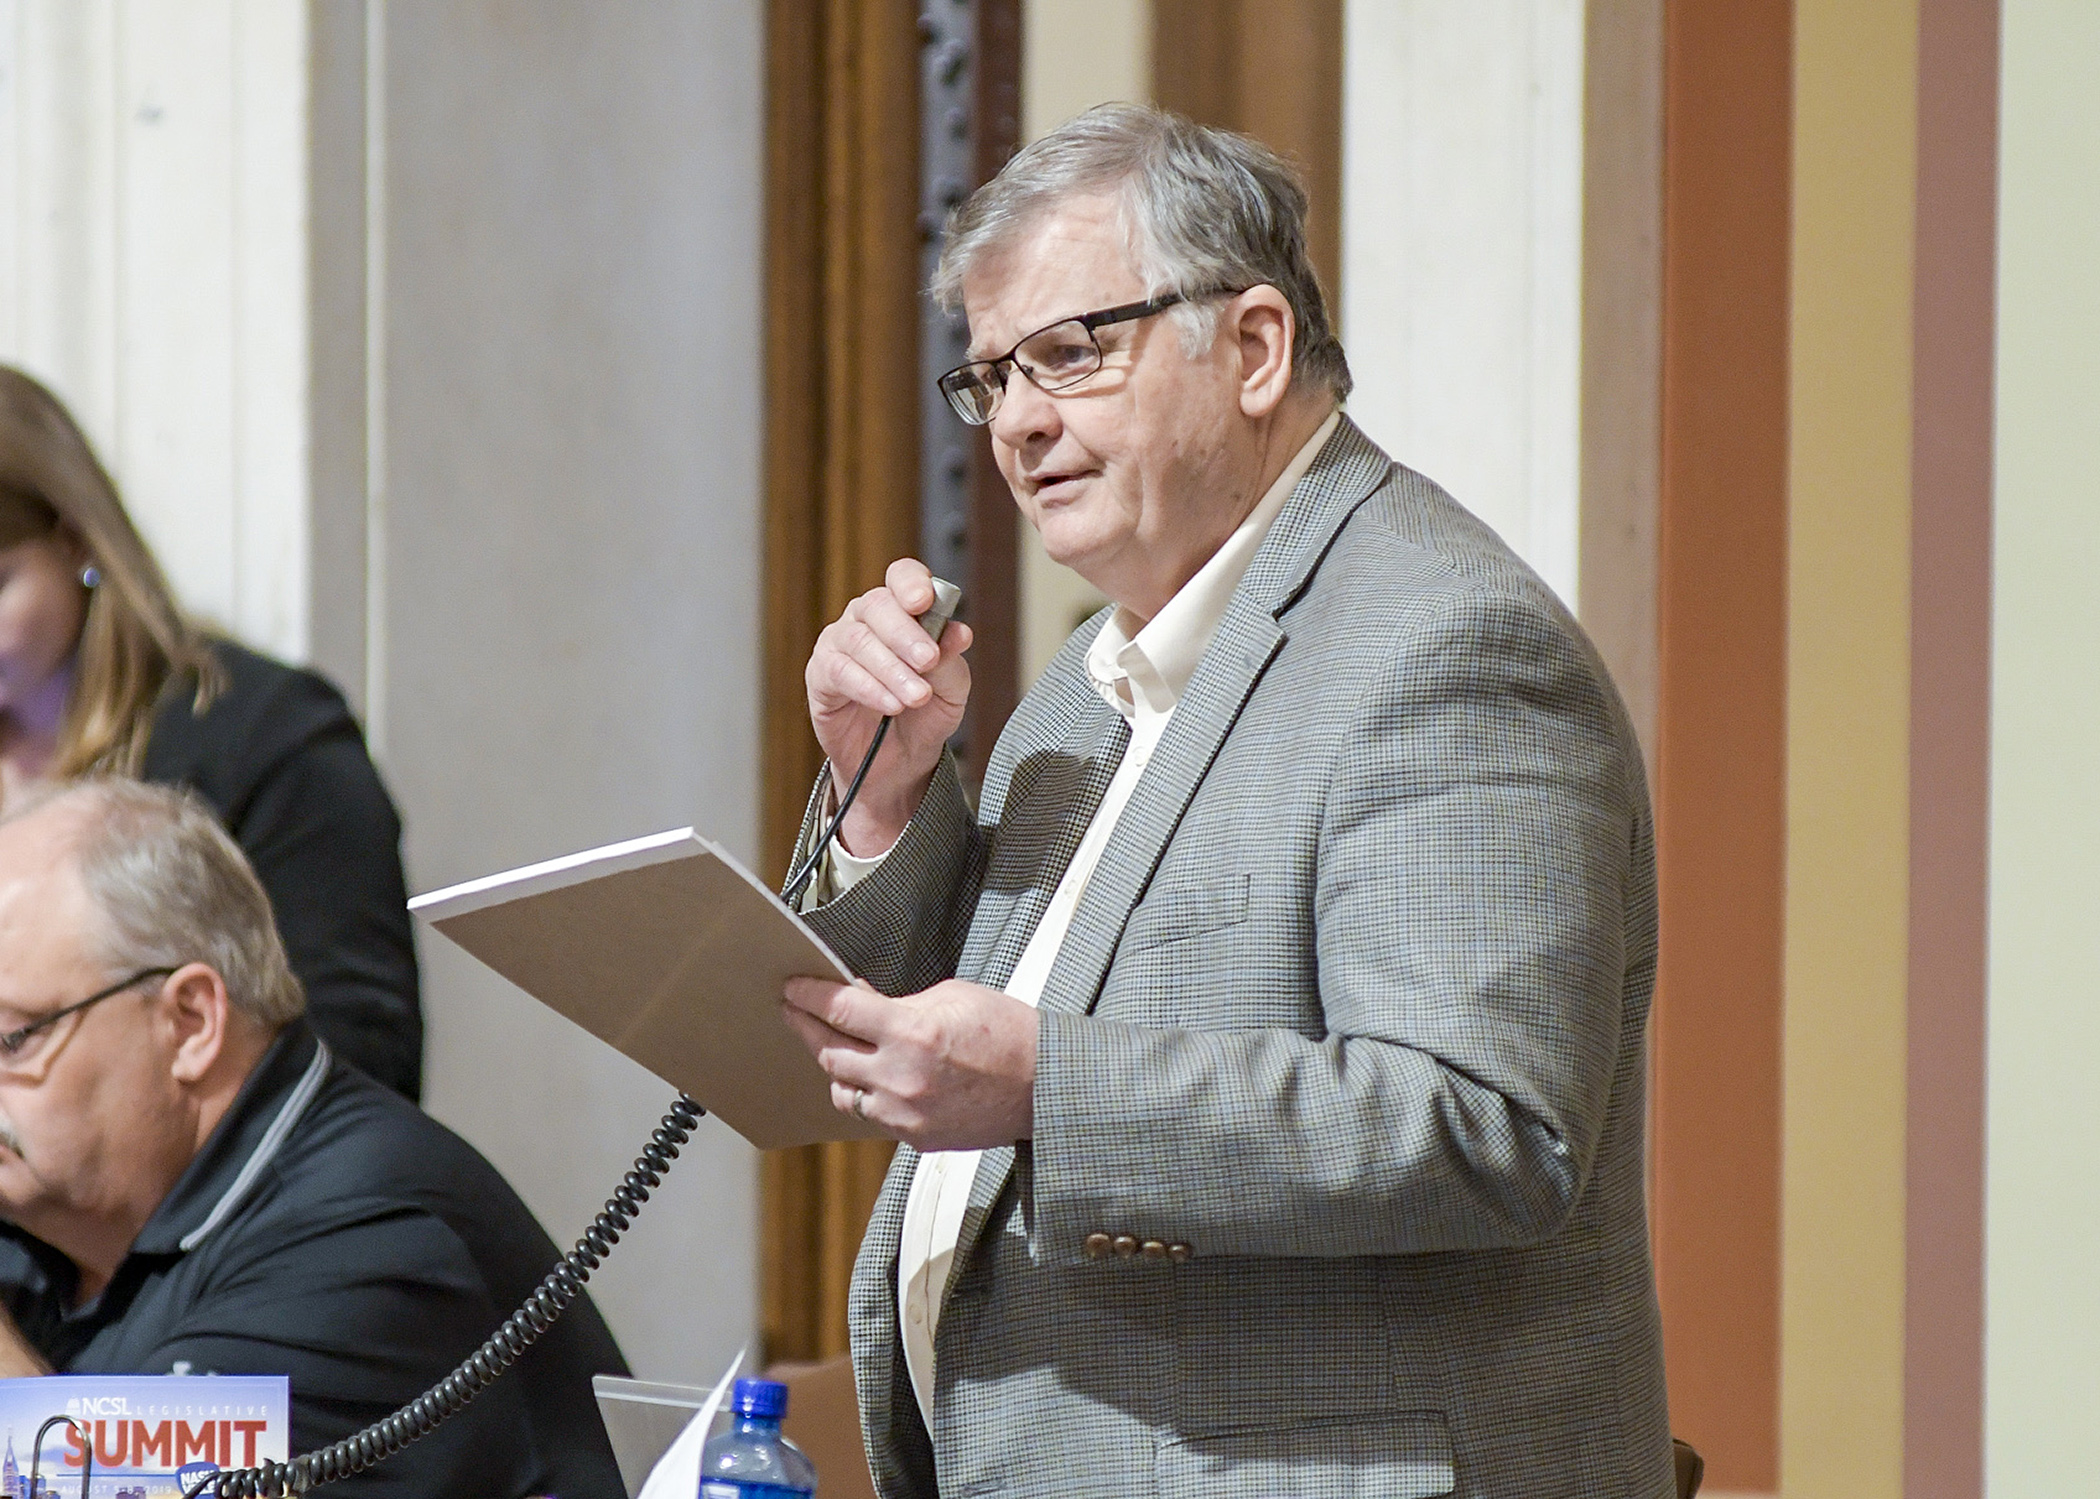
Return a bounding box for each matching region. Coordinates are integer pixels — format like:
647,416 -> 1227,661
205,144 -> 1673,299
1157,1410 -> 1454,1499
1119,874 -> 1251,955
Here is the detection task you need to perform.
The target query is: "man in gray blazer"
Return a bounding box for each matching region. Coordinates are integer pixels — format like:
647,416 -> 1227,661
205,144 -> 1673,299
782,104 -> 1673,1498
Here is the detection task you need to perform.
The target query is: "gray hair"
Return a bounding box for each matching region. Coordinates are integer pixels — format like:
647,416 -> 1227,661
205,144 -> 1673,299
23,779 -> 304,1029
933,103 -> 1352,400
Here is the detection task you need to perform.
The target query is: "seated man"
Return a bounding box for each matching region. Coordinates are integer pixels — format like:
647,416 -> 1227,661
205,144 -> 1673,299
0,780 -> 627,1499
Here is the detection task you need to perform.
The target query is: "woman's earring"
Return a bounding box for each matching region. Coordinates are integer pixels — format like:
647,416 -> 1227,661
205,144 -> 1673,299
80,564 -> 101,589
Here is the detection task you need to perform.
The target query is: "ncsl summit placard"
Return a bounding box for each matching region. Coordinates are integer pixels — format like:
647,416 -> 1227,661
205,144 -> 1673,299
0,1375 -> 288,1498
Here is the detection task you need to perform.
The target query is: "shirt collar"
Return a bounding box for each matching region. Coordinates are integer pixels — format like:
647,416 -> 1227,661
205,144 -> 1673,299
127,1020 -> 333,1256
1087,409 -> 1341,722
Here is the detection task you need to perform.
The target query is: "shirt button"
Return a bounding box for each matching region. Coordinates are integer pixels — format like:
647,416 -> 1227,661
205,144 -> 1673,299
1084,1233 -> 1112,1259
1141,1240 -> 1168,1259
1167,1243 -> 1194,1263
908,1305 -> 924,1324
1112,1234 -> 1139,1258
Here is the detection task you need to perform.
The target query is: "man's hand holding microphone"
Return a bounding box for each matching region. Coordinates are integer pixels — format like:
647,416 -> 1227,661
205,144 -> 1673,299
783,559 -> 1041,1152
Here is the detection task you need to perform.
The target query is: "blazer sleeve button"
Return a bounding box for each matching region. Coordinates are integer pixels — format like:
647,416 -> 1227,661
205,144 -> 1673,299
1084,1232 -> 1112,1259
1140,1240 -> 1168,1259
1167,1243 -> 1193,1263
1112,1234 -> 1139,1257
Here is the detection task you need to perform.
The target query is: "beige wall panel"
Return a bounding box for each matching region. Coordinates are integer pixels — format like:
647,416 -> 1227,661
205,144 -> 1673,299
1783,3 -> 1918,1497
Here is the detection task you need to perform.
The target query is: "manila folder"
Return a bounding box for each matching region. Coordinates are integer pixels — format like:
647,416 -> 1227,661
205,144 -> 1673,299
408,829 -> 886,1150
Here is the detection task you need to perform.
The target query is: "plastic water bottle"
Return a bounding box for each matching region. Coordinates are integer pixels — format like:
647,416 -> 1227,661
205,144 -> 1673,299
699,1379 -> 817,1499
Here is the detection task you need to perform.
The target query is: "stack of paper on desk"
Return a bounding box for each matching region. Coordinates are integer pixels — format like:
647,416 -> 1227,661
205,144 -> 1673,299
409,830 -> 886,1150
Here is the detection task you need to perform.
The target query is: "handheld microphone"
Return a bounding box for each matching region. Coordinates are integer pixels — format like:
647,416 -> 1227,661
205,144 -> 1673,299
917,576 -> 963,644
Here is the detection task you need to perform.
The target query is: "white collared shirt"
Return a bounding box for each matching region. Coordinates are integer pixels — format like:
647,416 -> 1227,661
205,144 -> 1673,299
826,411 -> 1340,1424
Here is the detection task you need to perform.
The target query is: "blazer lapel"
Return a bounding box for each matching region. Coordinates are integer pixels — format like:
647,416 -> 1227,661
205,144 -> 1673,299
1033,595 -> 1284,1019
950,416 -> 1394,1268
956,670 -> 1129,992
1036,416 -> 1393,1019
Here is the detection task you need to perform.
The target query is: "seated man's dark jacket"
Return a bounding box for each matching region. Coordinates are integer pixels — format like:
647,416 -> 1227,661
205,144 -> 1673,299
0,1022 -> 629,1499
145,640 -> 423,1100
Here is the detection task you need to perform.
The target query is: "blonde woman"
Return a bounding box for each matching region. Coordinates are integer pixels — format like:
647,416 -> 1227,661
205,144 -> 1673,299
0,366 -> 420,1097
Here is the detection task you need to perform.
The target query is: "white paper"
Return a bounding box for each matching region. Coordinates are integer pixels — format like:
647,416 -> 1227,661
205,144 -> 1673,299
637,1346 -> 745,1499
408,829 -> 877,1150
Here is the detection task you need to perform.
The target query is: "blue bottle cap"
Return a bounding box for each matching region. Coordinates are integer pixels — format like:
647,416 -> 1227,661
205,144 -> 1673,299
731,1378 -> 789,1419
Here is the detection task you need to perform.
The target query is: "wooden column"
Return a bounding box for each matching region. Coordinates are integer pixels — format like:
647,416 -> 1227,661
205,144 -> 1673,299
1151,0 -> 1343,299
1651,1 -> 1792,1487
759,0 -> 922,1364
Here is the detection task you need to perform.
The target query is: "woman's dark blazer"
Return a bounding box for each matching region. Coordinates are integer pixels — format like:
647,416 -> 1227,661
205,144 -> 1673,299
142,640 -> 423,1099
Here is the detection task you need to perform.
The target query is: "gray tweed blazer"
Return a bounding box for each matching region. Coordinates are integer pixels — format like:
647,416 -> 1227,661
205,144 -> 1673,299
796,417 -> 1673,1498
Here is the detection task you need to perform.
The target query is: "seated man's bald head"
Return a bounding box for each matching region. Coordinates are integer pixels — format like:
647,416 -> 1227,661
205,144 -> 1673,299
0,780 -> 303,1031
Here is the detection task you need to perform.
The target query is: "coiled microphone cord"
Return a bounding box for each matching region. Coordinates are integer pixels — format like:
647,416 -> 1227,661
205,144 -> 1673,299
185,1093 -> 707,1498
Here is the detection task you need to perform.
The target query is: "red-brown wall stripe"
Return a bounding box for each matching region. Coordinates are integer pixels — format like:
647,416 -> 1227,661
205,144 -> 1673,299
1906,1 -> 1998,1495
1653,1 -> 1792,1487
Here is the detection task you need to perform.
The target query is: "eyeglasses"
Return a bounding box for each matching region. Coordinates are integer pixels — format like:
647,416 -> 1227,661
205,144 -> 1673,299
0,967 -> 175,1069
937,290 -> 1230,426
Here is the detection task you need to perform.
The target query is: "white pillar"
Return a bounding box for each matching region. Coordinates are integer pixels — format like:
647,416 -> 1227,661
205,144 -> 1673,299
1341,0 -> 1585,609
0,0 -> 310,661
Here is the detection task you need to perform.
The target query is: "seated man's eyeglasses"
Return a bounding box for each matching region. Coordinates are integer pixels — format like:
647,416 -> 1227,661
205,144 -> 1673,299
938,289 -> 1240,426
0,967 -> 175,1069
